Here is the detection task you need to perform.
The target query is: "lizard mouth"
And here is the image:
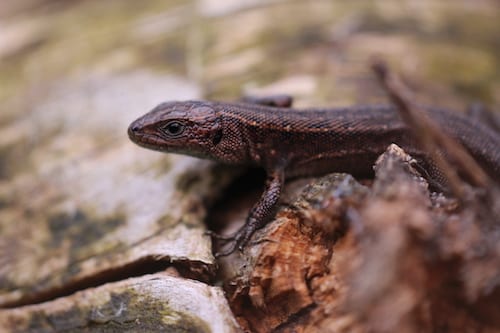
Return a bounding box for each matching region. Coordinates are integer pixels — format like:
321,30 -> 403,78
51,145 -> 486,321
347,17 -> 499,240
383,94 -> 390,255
128,124 -> 169,152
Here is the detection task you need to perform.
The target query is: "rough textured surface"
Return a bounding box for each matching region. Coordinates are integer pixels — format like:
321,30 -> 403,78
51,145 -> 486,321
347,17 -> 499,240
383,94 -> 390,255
0,73 -> 239,308
227,173 -> 367,332
0,273 -> 241,332
221,144 -> 500,333
0,0 -> 499,332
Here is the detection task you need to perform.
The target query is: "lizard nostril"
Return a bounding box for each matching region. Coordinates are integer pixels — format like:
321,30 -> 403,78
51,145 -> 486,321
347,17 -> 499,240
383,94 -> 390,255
129,123 -> 140,133
128,122 -> 141,138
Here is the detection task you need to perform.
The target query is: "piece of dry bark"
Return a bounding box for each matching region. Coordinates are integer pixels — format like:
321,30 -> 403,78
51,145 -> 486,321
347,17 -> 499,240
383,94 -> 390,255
0,273 -> 241,332
226,173 -> 368,332
0,74 -> 237,308
224,143 -> 500,333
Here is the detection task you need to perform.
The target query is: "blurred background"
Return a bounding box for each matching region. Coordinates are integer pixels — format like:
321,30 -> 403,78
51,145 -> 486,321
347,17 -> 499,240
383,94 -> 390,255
2,0 -> 499,107
0,0 -> 499,322
1,0 -> 499,195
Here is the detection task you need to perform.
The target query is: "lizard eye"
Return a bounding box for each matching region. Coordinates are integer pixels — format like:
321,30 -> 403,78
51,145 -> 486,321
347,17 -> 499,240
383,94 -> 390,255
162,121 -> 185,137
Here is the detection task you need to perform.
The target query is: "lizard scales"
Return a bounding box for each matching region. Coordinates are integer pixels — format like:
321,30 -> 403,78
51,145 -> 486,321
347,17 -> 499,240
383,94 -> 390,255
128,99 -> 500,256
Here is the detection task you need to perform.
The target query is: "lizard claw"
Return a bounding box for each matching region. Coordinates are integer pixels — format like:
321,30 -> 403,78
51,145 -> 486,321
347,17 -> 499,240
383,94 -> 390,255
204,230 -> 239,257
212,225 -> 255,258
214,243 -> 240,258
204,230 -> 235,243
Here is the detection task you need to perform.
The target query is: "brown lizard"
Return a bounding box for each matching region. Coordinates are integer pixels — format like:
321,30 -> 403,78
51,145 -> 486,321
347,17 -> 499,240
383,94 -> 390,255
128,96 -> 500,256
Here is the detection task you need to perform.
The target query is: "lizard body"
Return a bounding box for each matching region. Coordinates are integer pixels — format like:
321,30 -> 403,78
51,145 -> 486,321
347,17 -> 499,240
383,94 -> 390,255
128,98 -> 500,256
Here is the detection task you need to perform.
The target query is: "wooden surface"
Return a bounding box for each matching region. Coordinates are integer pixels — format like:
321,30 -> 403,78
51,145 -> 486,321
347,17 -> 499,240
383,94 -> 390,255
0,273 -> 240,332
0,0 -> 499,332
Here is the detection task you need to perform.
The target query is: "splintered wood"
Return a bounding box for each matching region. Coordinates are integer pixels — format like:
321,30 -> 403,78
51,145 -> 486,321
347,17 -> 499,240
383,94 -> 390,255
225,144 -> 500,333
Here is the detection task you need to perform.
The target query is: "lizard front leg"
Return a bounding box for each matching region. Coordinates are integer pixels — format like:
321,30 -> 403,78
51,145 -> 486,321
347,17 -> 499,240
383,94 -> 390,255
214,168 -> 285,257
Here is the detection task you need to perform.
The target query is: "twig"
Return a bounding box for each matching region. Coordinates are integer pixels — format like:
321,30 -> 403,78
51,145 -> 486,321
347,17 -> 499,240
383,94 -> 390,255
371,59 -> 490,200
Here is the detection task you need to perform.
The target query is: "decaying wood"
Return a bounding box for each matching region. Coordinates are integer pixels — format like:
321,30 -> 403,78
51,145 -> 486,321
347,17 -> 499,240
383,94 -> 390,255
219,66 -> 500,333
227,173 -> 367,331
0,273 -> 240,332
0,75 -> 239,330
222,142 -> 500,333
1,2 -> 498,331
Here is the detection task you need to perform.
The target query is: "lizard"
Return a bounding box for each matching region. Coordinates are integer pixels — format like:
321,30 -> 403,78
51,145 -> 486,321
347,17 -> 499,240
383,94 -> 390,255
128,96 -> 500,257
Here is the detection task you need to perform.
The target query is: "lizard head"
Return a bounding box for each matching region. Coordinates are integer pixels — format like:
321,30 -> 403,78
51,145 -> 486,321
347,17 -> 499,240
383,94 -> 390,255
128,101 -> 223,160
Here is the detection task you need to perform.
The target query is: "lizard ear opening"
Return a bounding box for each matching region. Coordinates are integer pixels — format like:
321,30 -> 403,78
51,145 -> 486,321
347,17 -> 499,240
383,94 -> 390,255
212,129 -> 223,145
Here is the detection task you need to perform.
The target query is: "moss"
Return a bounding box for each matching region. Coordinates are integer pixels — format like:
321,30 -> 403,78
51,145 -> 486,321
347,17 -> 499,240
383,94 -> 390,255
0,0 -> 196,106
23,287 -> 211,332
201,3 -> 336,99
356,10 -> 425,36
135,28 -> 191,75
0,276 -> 18,293
156,214 -> 177,229
423,45 -> 497,101
85,290 -> 211,333
0,146 -> 9,180
25,311 -> 56,332
0,195 -> 9,209
0,123 -> 63,180
46,209 -> 125,251
46,306 -> 87,331
0,143 -> 27,180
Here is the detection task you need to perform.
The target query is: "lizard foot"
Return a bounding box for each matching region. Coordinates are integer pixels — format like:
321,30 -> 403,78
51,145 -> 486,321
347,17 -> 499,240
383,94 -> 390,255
204,230 -> 235,242
204,230 -> 240,257
211,224 -> 256,258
